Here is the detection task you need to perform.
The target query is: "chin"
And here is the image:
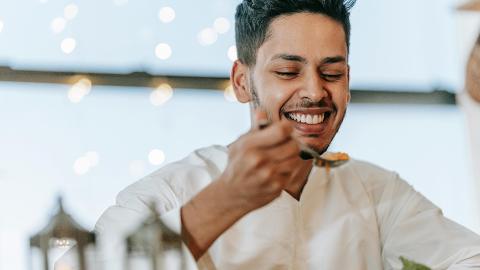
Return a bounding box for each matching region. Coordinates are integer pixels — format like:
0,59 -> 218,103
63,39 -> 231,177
299,137 -> 331,155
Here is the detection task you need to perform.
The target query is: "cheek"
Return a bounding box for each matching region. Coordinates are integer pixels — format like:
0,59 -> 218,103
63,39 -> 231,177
331,85 -> 350,106
269,87 -> 297,117
256,78 -> 297,118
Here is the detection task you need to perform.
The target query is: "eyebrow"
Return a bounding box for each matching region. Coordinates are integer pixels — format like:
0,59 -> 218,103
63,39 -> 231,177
271,54 -> 307,63
270,54 -> 346,65
321,56 -> 346,65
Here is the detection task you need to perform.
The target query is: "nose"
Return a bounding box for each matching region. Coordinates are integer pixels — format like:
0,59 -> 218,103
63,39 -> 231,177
298,71 -> 329,102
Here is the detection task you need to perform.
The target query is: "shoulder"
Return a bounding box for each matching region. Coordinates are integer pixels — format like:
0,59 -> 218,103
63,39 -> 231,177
95,145 -> 228,231
339,159 -> 416,204
117,145 -> 228,209
342,158 -> 438,216
343,158 -> 399,184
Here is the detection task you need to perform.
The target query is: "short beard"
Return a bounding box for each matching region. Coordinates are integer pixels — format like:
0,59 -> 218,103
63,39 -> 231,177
249,76 -> 274,122
301,107 -> 347,159
249,77 -> 261,109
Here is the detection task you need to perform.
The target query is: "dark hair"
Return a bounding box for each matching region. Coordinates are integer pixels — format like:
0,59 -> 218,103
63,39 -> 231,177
235,0 -> 356,66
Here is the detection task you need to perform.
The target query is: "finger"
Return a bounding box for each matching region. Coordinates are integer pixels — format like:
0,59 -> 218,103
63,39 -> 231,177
272,155 -> 302,174
248,119 -> 293,148
263,137 -> 300,161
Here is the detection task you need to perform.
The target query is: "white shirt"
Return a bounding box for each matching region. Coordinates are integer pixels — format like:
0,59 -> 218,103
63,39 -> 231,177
93,145 -> 480,270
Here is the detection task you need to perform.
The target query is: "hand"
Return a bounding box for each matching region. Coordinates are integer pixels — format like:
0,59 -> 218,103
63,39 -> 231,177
220,110 -> 301,211
181,110 -> 301,259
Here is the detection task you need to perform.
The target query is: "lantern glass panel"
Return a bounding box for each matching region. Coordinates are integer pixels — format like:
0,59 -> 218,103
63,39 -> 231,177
126,251 -> 151,270
163,249 -> 183,269
49,238 -> 77,270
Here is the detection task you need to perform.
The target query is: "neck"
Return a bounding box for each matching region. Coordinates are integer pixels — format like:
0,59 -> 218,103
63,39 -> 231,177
284,159 -> 314,201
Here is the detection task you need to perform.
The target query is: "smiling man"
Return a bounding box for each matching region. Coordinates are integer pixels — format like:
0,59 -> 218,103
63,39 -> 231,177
93,0 -> 480,269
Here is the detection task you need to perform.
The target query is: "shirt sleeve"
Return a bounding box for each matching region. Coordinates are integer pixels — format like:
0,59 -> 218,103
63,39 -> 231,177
378,175 -> 480,269
90,178 -> 198,270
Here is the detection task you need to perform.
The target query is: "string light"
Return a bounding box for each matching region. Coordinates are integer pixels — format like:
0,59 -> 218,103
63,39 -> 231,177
197,27 -> 217,46
224,85 -> 238,102
61,38 -> 76,54
148,149 -> 166,166
51,17 -> 67,34
53,239 -> 74,247
213,17 -> 230,34
155,43 -> 172,60
158,7 -> 176,23
150,83 -> 173,106
64,3 -> 79,20
227,45 -> 237,62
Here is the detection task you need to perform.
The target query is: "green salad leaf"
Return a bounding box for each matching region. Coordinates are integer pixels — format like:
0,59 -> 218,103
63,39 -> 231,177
400,256 -> 431,270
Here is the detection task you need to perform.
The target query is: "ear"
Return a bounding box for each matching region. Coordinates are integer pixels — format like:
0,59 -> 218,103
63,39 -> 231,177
230,60 -> 252,103
346,65 -> 351,103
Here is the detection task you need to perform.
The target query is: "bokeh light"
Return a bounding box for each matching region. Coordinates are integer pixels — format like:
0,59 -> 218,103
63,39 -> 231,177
155,43 -> 172,60
73,151 -> 100,175
148,149 -> 166,166
150,83 -> 173,106
227,45 -> 237,62
64,3 -> 79,20
51,17 -> 67,34
158,7 -> 176,23
67,78 -> 92,103
61,38 -> 76,54
73,156 -> 90,175
197,27 -> 218,46
213,17 -> 230,34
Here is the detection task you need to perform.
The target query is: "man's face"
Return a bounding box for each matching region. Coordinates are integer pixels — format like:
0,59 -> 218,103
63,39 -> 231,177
235,12 -> 350,154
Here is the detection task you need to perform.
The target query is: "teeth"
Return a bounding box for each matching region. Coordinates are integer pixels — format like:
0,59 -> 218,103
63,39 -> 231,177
306,115 -> 313,124
288,113 -> 326,124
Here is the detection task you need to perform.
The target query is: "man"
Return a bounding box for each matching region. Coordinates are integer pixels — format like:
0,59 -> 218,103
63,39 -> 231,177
95,0 -> 480,269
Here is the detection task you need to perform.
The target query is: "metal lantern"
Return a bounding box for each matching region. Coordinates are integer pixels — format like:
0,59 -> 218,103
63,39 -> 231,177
125,204 -> 187,270
29,197 -> 96,270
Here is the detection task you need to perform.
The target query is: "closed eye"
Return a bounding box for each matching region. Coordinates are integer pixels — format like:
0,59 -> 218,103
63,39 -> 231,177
323,74 -> 343,82
275,71 -> 299,78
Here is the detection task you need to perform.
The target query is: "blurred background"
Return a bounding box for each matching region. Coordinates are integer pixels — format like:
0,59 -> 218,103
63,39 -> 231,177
1,0 -> 480,269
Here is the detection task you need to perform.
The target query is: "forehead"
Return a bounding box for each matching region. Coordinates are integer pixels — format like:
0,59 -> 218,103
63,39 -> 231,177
257,12 -> 347,64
